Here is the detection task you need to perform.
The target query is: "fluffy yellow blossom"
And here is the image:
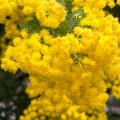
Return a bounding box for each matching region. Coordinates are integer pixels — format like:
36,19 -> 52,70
36,0 -> 66,28
86,109 -> 108,120
5,20 -> 20,39
1,0 -> 120,120
117,0 -> 120,5
1,31 -> 109,117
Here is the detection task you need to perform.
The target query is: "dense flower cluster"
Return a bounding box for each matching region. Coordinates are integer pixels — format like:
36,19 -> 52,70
1,0 -> 120,120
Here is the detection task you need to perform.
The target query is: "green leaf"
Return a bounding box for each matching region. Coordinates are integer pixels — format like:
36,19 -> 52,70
57,20 -> 70,36
57,0 -> 73,13
64,0 -> 73,13
20,18 -> 42,34
56,0 -> 67,10
67,8 -> 85,32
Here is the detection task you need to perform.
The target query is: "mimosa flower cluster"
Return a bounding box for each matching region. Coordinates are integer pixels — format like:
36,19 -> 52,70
1,0 -> 120,120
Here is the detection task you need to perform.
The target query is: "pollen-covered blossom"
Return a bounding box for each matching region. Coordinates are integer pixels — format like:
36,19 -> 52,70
117,0 -> 120,5
36,0 -> 66,28
1,30 -> 108,119
86,109 -> 108,120
1,0 -> 120,120
72,0 -> 120,100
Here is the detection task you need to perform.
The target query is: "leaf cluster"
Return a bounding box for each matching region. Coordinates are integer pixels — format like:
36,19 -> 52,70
20,0 -> 85,36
